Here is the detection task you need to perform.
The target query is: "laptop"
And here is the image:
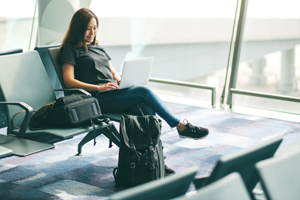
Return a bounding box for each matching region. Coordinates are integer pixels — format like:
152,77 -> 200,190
101,57 -> 154,92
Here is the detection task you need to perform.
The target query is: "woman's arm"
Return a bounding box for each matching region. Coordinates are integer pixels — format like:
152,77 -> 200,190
62,63 -> 119,91
109,61 -> 121,85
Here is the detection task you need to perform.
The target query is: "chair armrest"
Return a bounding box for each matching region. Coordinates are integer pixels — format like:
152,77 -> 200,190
0,101 -> 33,138
54,88 -> 91,96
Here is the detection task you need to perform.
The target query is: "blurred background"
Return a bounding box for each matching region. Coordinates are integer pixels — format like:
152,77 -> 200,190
1,0 -> 300,113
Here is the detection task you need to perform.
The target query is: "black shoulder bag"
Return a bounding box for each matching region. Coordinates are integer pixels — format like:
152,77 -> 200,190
28,94 -> 102,129
13,93 -> 102,131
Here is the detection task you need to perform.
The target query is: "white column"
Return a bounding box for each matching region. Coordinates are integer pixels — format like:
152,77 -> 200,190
249,57 -> 267,86
279,48 -> 295,94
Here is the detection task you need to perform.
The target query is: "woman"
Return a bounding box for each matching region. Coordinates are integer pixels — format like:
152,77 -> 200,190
58,8 -> 209,142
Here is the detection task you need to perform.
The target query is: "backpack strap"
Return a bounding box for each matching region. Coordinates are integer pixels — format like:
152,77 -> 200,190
129,117 -> 137,184
136,103 -> 144,116
145,115 -> 156,180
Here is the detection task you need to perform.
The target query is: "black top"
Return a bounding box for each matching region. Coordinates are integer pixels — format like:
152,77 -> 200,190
60,44 -> 117,89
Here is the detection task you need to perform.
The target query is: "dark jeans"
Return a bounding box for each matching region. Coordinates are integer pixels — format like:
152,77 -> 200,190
95,85 -> 180,128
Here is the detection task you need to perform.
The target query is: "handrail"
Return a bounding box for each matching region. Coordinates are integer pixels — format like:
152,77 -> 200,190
229,88 -> 300,108
149,77 -> 216,107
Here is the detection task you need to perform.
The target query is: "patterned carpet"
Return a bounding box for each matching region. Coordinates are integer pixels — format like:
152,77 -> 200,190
0,102 -> 300,199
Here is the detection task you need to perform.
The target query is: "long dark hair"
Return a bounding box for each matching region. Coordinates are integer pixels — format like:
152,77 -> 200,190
58,8 -> 99,61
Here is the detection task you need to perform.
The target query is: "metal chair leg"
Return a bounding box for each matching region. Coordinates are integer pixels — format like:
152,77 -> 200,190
77,129 -> 103,155
77,122 -> 120,155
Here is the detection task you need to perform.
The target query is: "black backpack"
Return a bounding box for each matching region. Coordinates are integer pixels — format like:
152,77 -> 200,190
113,115 -> 165,188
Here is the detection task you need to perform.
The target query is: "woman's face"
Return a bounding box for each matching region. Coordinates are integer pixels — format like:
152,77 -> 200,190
84,17 -> 97,44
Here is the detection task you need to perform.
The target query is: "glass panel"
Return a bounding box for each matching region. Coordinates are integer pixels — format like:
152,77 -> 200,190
0,0 -> 37,52
91,0 -> 237,103
235,0 -> 300,113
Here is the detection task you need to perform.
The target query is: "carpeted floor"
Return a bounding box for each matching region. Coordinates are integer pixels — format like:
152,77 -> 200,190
0,102 -> 300,199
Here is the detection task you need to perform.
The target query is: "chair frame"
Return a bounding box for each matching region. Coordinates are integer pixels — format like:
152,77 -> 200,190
0,48 -> 23,158
255,149 -> 300,200
109,166 -> 199,200
192,136 -> 283,199
0,51 -> 120,157
174,172 -> 251,200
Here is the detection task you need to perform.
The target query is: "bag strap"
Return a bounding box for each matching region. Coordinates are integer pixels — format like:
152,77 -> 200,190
145,116 -> 154,147
95,118 -> 113,148
12,110 -> 38,130
11,110 -> 25,129
129,117 -> 139,183
146,115 -> 156,180
89,119 -> 97,146
113,167 -> 120,186
137,103 -> 144,116
91,118 -> 112,148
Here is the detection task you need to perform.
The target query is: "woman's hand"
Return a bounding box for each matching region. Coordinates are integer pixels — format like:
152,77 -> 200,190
109,61 -> 121,85
63,63 -> 120,92
100,82 -> 119,91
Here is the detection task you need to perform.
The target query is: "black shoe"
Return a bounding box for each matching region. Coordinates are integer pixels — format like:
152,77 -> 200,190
165,164 -> 175,176
177,120 -> 209,140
